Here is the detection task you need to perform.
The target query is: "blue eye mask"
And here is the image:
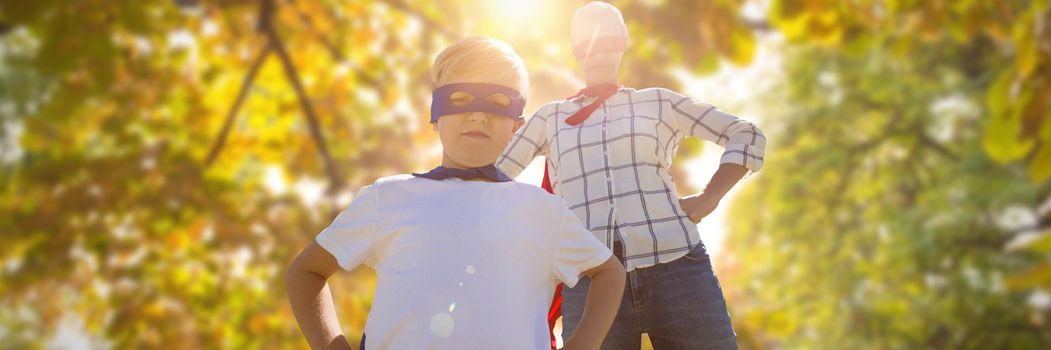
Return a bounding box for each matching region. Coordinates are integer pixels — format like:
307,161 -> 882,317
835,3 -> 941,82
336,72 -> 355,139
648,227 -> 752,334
430,82 -> 526,123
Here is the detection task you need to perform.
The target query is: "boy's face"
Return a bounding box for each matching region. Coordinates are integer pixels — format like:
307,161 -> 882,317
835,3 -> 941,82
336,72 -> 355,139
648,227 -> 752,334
578,49 -> 623,84
433,72 -> 525,170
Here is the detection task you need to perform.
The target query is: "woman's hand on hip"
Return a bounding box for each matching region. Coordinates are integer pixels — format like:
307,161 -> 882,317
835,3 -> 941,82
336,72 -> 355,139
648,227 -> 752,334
679,192 -> 721,223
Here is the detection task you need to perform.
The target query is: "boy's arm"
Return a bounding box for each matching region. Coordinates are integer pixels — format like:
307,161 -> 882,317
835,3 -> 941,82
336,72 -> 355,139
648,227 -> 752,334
286,241 -> 354,350
562,256 -> 626,350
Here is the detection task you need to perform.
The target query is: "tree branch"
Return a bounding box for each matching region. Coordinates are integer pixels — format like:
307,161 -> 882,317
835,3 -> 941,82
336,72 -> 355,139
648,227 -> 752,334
285,0 -> 382,89
261,0 -> 343,193
916,129 -> 959,160
1004,222 -> 1051,237
204,43 -> 271,166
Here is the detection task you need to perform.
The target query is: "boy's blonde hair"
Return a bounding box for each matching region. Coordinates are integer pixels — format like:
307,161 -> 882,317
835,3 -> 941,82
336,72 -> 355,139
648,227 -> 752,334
431,36 -> 529,94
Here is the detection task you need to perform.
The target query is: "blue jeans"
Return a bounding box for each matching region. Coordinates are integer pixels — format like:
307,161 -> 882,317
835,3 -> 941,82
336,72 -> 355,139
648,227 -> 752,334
562,243 -> 738,350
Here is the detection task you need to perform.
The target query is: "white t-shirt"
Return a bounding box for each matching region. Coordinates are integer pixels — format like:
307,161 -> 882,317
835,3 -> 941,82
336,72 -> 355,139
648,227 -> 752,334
316,174 -> 613,350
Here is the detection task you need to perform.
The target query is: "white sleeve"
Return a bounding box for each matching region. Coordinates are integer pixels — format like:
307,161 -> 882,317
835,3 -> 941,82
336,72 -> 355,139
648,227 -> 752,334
551,206 -> 614,287
315,185 -> 380,270
497,103 -> 552,179
662,88 -> 767,172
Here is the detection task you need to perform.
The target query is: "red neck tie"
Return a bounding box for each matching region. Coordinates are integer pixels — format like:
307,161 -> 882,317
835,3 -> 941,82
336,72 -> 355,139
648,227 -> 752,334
563,83 -> 621,125
542,83 -> 621,349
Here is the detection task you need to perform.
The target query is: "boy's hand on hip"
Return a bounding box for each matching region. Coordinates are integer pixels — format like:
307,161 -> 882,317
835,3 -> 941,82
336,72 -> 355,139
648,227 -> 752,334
567,256 -> 626,350
679,192 -> 721,223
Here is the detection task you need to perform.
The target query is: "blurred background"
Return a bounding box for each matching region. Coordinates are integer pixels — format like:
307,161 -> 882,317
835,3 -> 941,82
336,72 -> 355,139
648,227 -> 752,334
1,0 -> 1049,349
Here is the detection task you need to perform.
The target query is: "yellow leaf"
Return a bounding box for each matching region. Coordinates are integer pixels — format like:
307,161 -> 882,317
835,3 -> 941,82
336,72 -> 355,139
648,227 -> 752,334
1028,142 -> 1051,183
728,25 -> 756,65
1006,263 -> 1051,291
985,69 -> 1013,117
694,51 -> 720,75
769,2 -> 811,41
808,9 -> 843,46
1016,231 -> 1051,253
983,117 -> 1034,163
983,70 -> 1035,163
1014,28 -> 1038,78
1011,5 -> 1041,78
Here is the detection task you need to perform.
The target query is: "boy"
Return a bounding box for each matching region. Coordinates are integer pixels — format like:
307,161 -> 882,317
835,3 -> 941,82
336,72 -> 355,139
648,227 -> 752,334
286,36 -> 626,350
498,2 -> 765,349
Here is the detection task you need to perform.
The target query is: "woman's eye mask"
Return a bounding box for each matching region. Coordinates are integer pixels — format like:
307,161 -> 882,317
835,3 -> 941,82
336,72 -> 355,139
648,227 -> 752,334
430,83 -> 526,123
573,36 -> 627,60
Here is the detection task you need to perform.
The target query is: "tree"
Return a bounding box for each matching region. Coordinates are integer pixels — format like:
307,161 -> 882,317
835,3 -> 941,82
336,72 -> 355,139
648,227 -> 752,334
0,0 -> 441,347
0,0 -> 761,348
23,0 -> 1045,348
722,0 -> 1051,348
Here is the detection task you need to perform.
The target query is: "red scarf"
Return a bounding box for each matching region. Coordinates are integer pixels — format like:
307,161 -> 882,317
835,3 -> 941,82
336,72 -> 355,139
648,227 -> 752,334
543,83 -> 620,349
563,83 -> 621,125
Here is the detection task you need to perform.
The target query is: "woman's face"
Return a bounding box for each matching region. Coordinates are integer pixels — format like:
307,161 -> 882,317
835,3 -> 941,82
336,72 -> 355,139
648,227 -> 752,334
578,49 -> 623,85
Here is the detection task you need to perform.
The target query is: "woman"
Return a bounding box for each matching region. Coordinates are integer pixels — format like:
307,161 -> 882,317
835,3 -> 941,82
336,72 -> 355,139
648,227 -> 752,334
497,2 -> 766,349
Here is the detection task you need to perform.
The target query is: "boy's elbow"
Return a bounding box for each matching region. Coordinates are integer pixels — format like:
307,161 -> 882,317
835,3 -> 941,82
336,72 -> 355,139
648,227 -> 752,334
285,252 -> 318,287
285,259 -> 302,290
286,241 -> 341,285
285,255 -> 334,287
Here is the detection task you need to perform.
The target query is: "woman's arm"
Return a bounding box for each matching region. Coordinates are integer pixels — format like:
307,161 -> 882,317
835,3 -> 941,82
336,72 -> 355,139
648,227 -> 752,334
679,163 -> 749,223
662,88 -> 766,173
497,103 -> 554,179
661,89 -> 765,222
562,256 -> 626,350
286,241 -> 353,350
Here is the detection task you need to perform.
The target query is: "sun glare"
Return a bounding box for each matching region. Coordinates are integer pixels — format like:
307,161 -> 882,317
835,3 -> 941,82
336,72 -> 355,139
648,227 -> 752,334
481,0 -> 552,34
498,0 -> 536,20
